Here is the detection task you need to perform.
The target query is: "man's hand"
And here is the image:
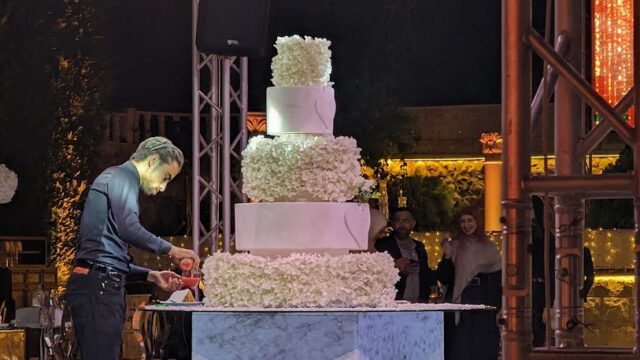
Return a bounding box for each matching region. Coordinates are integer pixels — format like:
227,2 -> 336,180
148,270 -> 183,292
394,258 -> 410,273
168,246 -> 201,268
395,258 -> 420,274
405,260 -> 420,274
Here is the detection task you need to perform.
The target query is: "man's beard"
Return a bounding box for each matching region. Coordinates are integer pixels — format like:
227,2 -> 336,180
394,229 -> 411,238
141,182 -> 157,195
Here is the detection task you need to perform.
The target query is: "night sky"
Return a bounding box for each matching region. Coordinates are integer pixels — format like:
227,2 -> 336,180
0,1 -> 549,235
104,0 -> 548,113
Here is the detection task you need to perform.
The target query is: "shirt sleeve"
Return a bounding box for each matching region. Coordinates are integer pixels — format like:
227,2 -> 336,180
437,258 -> 455,287
417,242 -> 437,290
127,263 -> 152,283
107,172 -> 172,255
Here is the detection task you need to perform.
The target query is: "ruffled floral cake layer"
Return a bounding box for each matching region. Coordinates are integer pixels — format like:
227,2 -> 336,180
202,252 -> 399,308
241,134 -> 372,202
271,35 -> 332,87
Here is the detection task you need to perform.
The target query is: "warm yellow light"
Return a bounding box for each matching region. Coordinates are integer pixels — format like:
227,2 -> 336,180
377,155 -> 618,178
484,160 -> 502,231
594,274 -> 635,283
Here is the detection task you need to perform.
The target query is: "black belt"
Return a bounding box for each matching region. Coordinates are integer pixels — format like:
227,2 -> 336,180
75,259 -> 126,284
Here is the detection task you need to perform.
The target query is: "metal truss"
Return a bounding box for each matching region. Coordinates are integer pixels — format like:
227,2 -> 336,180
502,0 -> 639,358
191,0 -> 248,256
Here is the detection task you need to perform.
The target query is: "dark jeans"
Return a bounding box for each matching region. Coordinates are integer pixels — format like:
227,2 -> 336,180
66,271 -> 126,360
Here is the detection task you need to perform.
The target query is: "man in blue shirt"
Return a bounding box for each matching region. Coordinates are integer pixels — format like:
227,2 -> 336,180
66,136 -> 200,360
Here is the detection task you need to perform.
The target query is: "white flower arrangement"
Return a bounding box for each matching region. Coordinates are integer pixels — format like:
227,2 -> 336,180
241,134 -> 373,202
202,252 -> 399,308
0,164 -> 18,204
271,35 -> 332,87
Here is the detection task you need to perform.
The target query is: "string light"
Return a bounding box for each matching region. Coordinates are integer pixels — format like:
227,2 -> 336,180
593,0 -> 635,126
413,229 -> 634,270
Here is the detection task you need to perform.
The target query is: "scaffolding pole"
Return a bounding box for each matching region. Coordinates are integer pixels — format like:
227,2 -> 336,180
553,0 -> 586,348
503,0 -> 640,356
191,0 -> 248,255
501,1 -> 532,359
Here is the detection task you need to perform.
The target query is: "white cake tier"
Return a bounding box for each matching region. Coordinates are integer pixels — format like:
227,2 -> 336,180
235,202 -> 369,254
266,86 -> 335,135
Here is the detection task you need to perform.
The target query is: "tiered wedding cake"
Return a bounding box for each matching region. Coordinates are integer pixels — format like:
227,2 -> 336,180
202,36 -> 398,308
236,35 -> 373,256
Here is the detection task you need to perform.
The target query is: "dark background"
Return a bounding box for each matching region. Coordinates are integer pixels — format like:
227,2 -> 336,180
105,0 -> 548,112
0,0 -> 553,236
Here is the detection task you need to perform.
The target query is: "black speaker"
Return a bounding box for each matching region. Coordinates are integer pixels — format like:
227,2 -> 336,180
196,0 -> 271,57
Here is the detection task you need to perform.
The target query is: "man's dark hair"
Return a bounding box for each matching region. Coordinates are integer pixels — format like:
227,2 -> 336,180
391,207 -> 415,219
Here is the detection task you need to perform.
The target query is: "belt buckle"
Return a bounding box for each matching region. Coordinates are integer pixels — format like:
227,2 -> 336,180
93,262 -> 108,273
108,271 -> 124,283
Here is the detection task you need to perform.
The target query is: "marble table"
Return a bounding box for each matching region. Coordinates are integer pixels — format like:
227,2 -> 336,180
143,303 -> 492,360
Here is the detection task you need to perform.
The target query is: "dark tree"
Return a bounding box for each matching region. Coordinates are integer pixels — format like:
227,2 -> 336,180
387,175 -> 455,231
0,1 -> 56,235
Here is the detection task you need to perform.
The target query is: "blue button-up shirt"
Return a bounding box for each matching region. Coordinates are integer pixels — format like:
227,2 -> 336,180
75,161 -> 172,279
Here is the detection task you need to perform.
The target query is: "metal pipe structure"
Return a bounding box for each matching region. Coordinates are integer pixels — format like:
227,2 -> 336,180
524,174 -> 633,196
530,34 -> 570,133
191,0 -> 248,254
238,57 -> 249,204
240,57 -> 249,178
220,56 -> 249,252
222,57 -> 232,252
553,1 -> 586,347
501,1 -> 532,358
579,88 -> 635,157
633,0 -> 640,355
192,0 -> 227,255
525,30 -> 635,147
503,0 -> 639,356
210,58 -> 221,251
191,0 -> 200,254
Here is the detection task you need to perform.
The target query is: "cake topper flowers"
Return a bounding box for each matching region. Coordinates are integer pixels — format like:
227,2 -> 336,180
271,35 -> 332,87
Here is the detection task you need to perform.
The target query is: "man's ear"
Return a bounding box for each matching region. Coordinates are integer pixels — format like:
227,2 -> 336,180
147,154 -> 160,167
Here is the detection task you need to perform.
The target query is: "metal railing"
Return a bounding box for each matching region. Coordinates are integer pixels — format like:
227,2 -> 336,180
105,108 -> 192,145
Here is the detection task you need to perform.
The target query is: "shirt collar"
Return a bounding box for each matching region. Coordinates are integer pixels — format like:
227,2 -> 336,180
394,235 -> 416,250
122,160 -> 141,187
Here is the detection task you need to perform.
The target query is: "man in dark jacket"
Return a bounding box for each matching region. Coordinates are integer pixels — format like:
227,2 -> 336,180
375,207 -> 437,302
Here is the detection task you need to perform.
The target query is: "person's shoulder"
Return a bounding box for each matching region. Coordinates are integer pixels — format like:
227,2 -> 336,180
375,235 -> 394,249
412,238 -> 427,250
109,162 -> 138,181
93,162 -> 137,189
